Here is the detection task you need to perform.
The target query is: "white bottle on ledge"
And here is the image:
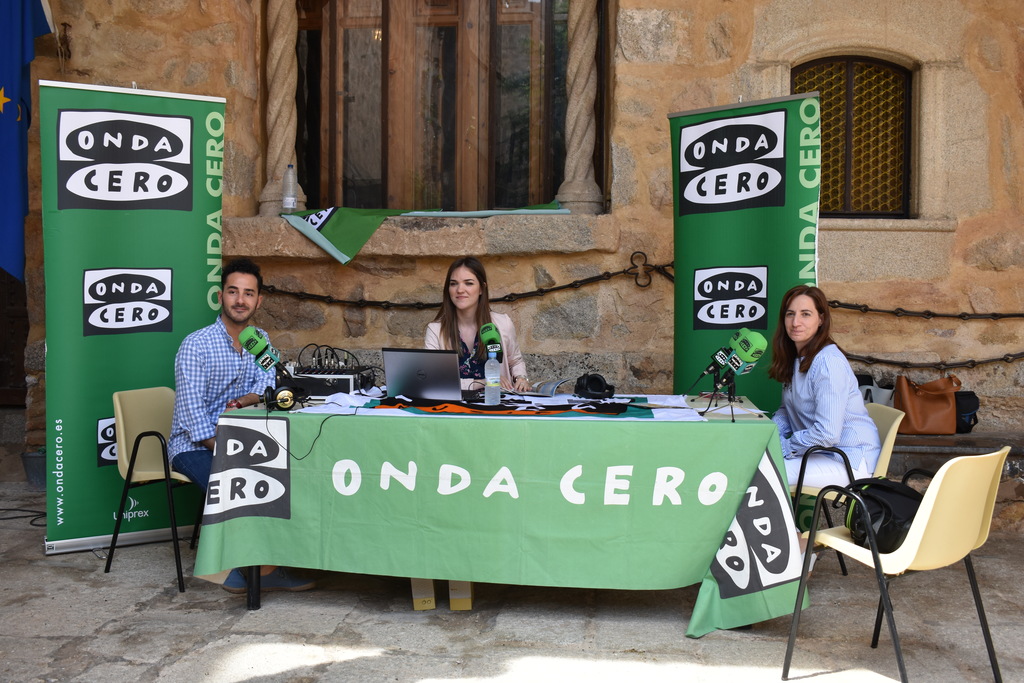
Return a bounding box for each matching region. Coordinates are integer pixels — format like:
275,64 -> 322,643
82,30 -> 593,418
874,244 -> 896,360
282,164 -> 297,211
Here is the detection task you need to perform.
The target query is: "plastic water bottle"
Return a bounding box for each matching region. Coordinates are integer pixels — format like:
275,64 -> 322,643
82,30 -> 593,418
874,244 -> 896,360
484,351 -> 501,405
282,164 -> 297,210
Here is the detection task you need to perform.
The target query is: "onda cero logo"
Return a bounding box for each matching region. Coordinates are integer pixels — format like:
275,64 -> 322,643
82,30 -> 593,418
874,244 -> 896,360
97,416 -> 117,467
693,266 -> 767,331
677,109 -> 786,215
56,109 -> 193,210
711,451 -> 802,598
83,268 -> 172,336
203,416 -> 291,524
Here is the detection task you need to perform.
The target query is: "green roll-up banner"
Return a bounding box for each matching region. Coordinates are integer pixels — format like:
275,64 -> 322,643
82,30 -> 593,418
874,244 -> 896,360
670,94 -> 821,412
39,81 -> 225,553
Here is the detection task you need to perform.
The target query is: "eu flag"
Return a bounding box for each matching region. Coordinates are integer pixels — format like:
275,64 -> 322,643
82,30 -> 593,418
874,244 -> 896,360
1,0 -> 52,281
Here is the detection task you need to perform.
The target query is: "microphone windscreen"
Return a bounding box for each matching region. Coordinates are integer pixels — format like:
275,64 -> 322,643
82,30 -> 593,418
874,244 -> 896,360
239,326 -> 268,356
730,328 -> 767,363
479,322 -> 500,346
479,322 -> 504,362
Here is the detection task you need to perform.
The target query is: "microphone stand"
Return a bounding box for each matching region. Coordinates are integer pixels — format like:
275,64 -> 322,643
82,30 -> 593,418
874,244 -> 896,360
695,373 -> 764,422
691,368 -> 726,417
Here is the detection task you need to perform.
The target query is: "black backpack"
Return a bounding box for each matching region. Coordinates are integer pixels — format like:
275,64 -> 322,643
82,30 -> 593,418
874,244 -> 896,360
955,390 -> 980,433
843,478 -> 923,553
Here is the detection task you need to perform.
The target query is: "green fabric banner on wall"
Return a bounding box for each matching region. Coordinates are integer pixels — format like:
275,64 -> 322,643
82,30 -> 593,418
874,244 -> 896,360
670,94 -> 821,412
39,81 -> 224,553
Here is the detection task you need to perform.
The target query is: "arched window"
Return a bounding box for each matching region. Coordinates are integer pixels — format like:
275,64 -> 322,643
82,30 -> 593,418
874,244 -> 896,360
792,57 -> 912,218
297,0 -> 607,211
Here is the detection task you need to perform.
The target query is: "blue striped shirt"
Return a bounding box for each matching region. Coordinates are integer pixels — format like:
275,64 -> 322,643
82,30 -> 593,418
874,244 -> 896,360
772,343 -> 880,472
168,316 -> 276,460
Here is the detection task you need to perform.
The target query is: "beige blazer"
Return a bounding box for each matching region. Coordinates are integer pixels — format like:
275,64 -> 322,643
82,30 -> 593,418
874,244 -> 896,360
424,311 -> 528,389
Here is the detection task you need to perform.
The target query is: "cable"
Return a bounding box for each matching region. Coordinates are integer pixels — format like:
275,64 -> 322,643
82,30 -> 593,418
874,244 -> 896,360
0,508 -> 47,526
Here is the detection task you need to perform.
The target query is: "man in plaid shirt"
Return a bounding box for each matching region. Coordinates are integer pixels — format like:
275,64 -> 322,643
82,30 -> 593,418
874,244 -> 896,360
169,257 -> 314,593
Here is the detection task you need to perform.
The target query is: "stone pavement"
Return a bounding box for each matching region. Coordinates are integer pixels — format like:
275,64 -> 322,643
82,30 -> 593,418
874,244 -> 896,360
1,482 -> 1021,683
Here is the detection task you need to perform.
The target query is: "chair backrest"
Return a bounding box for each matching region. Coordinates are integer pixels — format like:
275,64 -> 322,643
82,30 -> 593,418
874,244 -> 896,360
866,403 -> 904,478
890,447 -> 1010,572
112,387 -> 181,483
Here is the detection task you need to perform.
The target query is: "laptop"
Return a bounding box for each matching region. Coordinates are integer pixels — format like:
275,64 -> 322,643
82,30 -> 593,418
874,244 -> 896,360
382,348 -> 470,401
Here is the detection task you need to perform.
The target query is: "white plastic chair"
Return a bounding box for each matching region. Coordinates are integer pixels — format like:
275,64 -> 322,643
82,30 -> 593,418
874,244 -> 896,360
104,387 -> 202,592
791,404 -> 905,575
783,447 -> 1010,682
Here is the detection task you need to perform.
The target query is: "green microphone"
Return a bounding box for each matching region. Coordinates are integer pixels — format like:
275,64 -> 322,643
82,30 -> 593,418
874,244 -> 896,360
239,326 -> 280,371
479,322 -> 504,363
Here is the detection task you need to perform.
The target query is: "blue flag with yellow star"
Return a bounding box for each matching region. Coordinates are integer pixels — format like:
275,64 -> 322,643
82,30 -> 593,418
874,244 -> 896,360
1,0 -> 52,281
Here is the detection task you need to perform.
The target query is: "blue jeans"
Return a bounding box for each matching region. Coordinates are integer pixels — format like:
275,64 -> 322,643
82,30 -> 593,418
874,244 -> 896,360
171,448 -> 213,491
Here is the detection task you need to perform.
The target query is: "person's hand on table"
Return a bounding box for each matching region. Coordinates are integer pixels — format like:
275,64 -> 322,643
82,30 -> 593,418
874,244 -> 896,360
512,375 -> 531,392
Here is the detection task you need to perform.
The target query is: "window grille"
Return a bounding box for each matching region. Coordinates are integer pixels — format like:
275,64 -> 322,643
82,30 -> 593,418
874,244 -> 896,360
793,57 -> 911,217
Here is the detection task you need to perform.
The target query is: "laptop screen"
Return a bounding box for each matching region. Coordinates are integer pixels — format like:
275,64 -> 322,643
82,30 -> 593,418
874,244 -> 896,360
382,348 -> 464,401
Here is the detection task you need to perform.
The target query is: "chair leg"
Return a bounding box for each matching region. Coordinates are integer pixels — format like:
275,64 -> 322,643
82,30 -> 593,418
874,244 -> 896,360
964,555 -> 1002,683
868,569 -> 908,682
871,593 -> 885,647
189,490 -> 203,550
819,502 -> 849,576
782,505 -> 822,680
162,460 -> 186,593
104,473 -> 134,573
782,550 -> 815,679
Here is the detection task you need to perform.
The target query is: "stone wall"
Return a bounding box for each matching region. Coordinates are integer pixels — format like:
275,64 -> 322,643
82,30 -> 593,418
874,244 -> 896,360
20,0 -> 1024,448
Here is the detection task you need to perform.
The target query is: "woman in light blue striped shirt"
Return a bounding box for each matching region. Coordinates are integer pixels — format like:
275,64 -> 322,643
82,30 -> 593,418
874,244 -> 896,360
768,285 -> 881,488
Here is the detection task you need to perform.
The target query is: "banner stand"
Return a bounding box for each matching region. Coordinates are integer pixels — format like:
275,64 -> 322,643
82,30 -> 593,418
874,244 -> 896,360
44,526 -> 198,555
669,94 -> 821,411
39,81 -> 224,554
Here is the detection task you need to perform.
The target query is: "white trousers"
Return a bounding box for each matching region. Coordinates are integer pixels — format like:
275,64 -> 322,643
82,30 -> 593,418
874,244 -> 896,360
786,450 -> 872,490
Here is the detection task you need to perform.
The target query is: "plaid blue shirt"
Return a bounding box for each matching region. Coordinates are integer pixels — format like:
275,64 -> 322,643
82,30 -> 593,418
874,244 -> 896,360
168,316 -> 276,460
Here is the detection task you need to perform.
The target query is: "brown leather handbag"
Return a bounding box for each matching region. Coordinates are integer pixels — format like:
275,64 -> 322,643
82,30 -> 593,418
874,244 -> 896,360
892,374 -> 962,434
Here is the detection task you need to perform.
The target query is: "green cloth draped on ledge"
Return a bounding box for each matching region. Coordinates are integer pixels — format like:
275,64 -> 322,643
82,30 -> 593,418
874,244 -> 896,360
281,202 -> 569,265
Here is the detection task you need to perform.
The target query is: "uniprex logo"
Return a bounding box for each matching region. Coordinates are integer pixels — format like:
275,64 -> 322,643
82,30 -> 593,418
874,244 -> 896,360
693,266 -> 768,330
678,109 -> 786,215
112,496 -> 152,523
83,268 -> 173,336
97,416 -> 117,467
204,416 -> 291,524
56,109 -> 193,210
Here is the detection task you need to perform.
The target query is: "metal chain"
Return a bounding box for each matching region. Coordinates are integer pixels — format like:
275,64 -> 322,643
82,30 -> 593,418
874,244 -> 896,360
831,299 -> 1024,370
845,351 -> 1024,371
829,300 -> 1024,321
262,251 -> 674,308
262,258 -> 1022,370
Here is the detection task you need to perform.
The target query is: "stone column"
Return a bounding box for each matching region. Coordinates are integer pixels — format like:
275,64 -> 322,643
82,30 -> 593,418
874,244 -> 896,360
258,0 -> 306,216
555,0 -> 603,215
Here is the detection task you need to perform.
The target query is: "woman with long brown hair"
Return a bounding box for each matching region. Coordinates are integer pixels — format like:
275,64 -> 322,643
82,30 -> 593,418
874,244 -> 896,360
424,257 -> 530,392
768,285 -> 880,488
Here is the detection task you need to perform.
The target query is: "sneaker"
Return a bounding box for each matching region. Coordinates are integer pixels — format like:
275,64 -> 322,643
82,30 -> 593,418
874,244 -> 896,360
260,567 -> 316,592
221,567 -> 247,594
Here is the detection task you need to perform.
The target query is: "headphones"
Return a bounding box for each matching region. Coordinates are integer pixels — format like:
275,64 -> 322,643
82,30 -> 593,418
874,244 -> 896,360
263,385 -> 308,411
573,373 -> 615,400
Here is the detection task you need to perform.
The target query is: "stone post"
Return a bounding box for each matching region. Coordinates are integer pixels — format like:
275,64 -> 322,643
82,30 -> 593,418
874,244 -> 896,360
258,0 -> 306,216
555,0 -> 603,215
